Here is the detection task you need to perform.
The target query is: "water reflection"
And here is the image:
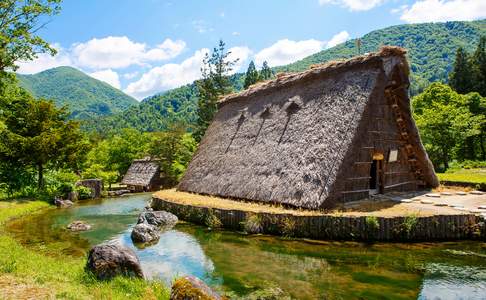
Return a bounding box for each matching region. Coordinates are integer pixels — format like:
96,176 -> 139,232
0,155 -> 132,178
6,193 -> 486,299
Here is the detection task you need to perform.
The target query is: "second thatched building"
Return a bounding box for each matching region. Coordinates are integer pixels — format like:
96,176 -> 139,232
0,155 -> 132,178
122,158 -> 161,192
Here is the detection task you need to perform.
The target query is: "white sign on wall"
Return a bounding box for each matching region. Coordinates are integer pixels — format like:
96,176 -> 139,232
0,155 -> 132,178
389,149 -> 398,162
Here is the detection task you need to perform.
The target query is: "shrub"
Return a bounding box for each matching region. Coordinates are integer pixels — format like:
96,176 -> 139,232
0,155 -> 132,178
243,214 -> 264,234
204,209 -> 222,229
366,216 -> 380,230
75,186 -> 92,200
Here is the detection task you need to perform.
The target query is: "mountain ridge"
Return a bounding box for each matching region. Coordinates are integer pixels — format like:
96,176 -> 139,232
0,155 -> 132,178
17,66 -> 138,119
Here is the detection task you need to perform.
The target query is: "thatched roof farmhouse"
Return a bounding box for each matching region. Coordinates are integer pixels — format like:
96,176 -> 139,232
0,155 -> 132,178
178,46 -> 439,209
122,158 -> 161,192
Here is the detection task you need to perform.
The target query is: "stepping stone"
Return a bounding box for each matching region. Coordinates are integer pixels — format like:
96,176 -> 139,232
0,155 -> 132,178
420,199 -> 433,204
455,191 -> 468,196
440,192 -> 453,196
412,197 -> 422,201
401,199 -> 413,203
469,209 -> 483,214
470,191 -> 484,195
450,204 -> 464,208
434,203 -> 448,206
455,207 -> 467,211
478,205 -> 486,210
426,193 -> 441,198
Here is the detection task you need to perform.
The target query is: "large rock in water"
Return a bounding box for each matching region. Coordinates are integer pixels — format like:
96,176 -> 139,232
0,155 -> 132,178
131,223 -> 160,244
54,197 -> 73,208
85,243 -> 143,280
67,220 -> 91,231
170,276 -> 224,300
137,211 -> 178,228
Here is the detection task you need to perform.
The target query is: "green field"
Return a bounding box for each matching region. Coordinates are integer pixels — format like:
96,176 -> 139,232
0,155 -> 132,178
437,168 -> 486,188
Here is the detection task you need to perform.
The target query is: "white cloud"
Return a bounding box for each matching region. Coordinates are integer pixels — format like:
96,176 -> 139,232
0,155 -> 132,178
123,71 -> 139,80
125,45 -> 252,100
232,31 -> 241,36
399,0 -> 486,23
326,30 -> 350,48
125,49 -> 209,100
16,44 -> 72,74
227,46 -> 252,74
318,0 -> 385,11
89,69 -> 121,89
72,36 -> 186,69
255,31 -> 349,67
255,39 -> 325,67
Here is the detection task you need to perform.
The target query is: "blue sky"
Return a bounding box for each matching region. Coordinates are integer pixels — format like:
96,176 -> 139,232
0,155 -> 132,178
17,0 -> 486,100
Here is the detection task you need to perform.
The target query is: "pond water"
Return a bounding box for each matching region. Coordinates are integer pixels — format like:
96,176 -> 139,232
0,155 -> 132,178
6,193 -> 486,299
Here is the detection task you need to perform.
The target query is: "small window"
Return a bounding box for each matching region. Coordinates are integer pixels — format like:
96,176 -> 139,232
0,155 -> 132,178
388,149 -> 398,162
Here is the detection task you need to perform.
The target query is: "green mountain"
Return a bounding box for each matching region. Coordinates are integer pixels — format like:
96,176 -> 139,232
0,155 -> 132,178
17,66 -> 138,119
83,19 -> 485,134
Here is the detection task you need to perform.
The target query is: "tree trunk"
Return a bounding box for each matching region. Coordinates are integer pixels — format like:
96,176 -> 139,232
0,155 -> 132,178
37,164 -> 44,190
442,149 -> 449,170
466,136 -> 476,160
481,131 -> 486,160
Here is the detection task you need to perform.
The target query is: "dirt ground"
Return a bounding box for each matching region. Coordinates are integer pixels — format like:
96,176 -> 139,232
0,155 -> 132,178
154,189 -> 486,218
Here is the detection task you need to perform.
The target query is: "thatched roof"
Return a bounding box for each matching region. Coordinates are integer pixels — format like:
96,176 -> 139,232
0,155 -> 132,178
178,46 -> 438,209
121,158 -> 160,186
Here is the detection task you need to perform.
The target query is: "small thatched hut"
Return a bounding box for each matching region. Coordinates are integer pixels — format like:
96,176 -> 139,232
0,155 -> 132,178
122,158 -> 161,192
178,46 -> 438,209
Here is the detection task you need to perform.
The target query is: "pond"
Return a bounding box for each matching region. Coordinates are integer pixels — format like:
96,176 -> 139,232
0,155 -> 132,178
6,193 -> 486,299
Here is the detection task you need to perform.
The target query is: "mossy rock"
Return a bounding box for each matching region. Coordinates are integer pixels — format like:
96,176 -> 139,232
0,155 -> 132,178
170,276 -> 224,300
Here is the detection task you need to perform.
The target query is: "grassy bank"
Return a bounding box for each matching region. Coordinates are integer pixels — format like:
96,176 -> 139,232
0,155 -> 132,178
437,168 -> 486,190
0,200 -> 169,300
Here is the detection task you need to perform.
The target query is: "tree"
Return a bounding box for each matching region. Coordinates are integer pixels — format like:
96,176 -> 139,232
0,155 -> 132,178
472,36 -> 486,97
449,47 -> 474,94
0,0 -> 62,72
259,61 -> 273,81
244,61 -> 259,89
0,96 -> 88,189
194,40 -> 239,141
412,83 -> 484,170
148,123 -> 197,186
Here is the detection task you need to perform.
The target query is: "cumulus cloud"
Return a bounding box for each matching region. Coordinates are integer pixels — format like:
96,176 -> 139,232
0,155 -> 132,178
318,0 -> 385,11
255,31 -> 349,67
89,69 -> 121,89
326,31 -> 350,48
227,46 -> 252,74
255,39 -> 325,67
125,49 -> 209,100
16,44 -> 73,74
399,0 -> 486,23
123,71 -> 139,80
125,45 -> 252,100
72,36 -> 186,69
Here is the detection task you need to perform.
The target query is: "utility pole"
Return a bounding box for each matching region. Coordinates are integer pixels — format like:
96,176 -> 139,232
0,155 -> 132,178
356,38 -> 362,55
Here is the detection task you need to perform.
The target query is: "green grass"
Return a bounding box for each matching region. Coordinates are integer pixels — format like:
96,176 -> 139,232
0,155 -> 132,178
0,200 -> 170,299
437,168 -> 486,185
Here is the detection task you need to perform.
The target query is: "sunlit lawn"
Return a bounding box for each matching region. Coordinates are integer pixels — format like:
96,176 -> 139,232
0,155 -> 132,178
437,168 -> 486,185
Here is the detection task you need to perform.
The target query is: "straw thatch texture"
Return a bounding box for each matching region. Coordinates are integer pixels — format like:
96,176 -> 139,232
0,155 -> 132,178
122,158 -> 160,188
178,47 -> 438,209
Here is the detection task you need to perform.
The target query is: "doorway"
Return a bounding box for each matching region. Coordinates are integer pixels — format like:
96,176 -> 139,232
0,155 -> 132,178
369,160 -> 380,195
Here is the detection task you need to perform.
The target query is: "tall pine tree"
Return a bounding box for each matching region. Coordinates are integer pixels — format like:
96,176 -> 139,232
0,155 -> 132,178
244,61 -> 259,89
472,36 -> 486,97
259,61 -> 273,80
194,40 -> 238,142
449,47 -> 474,94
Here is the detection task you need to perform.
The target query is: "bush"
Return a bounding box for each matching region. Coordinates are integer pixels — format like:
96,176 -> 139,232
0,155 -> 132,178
75,186 -> 92,200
